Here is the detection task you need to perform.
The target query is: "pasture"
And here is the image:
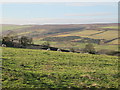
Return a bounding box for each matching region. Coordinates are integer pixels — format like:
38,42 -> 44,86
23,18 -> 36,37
1,23 -> 119,54
54,30 -> 118,41
34,40 -> 118,51
1,24 -> 119,46
2,47 -> 119,88
0,25 -> 32,31
100,26 -> 118,29
87,31 -> 118,40
56,30 -> 102,37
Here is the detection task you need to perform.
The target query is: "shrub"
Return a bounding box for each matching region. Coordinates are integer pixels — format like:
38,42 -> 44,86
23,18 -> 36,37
42,41 -> 50,48
83,43 -> 96,54
19,36 -> 33,46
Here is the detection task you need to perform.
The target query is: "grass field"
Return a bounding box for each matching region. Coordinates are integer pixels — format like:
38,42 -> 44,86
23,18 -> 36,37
1,24 -> 119,53
55,30 -> 102,37
87,31 -> 118,40
0,25 -> 32,31
100,26 -> 118,29
54,30 -> 118,41
2,47 -> 119,88
108,39 -> 119,45
34,40 -> 118,51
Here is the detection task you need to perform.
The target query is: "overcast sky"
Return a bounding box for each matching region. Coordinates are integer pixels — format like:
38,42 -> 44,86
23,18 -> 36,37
0,1 -> 118,24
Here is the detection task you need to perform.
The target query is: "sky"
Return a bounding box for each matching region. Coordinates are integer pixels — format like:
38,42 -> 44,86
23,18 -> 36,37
0,0 -> 119,2
0,2 -> 118,24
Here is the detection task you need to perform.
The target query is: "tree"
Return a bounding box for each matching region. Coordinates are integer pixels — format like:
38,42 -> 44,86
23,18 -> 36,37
42,41 -> 50,48
19,36 -> 33,46
70,48 -> 75,52
83,43 -> 96,54
2,30 -> 18,47
99,39 -> 105,45
2,36 -> 14,47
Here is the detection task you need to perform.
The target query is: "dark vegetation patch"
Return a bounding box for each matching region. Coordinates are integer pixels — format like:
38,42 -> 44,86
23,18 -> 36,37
2,25 -> 85,37
43,27 -> 85,35
73,38 -> 105,44
89,30 -> 107,36
104,38 -> 119,43
42,36 -> 81,41
42,36 -> 104,44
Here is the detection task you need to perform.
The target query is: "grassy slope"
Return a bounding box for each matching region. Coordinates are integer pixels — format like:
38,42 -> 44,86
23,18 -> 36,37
100,26 -> 118,29
0,25 -> 32,31
2,47 -> 119,88
34,40 -> 118,51
1,24 -> 118,45
54,30 -> 118,41
37,29 -> 118,45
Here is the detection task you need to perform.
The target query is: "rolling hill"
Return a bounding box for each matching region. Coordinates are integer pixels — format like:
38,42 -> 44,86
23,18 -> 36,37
1,23 -> 119,51
2,47 -> 119,88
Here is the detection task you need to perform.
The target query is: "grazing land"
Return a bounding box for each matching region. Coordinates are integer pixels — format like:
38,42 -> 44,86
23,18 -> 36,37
100,26 -> 118,29
2,47 -> 119,88
1,23 -> 119,89
1,23 -> 119,52
0,25 -> 32,31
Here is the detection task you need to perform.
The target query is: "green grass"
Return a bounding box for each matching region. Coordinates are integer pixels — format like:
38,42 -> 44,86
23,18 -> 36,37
34,40 -> 57,45
34,40 -> 118,51
87,31 -> 118,40
49,29 -> 118,45
100,26 -> 118,29
2,47 -> 119,88
1,24 -> 118,45
0,25 -> 32,31
95,44 -> 118,51
55,30 -> 102,37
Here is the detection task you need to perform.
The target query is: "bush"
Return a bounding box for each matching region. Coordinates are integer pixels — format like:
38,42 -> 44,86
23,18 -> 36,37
70,48 -> 75,52
97,49 -> 120,56
83,43 -> 96,54
2,36 -> 14,47
19,36 -> 33,46
42,41 -> 50,48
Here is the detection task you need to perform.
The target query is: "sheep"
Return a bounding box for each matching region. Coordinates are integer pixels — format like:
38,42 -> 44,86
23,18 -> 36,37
47,48 -> 51,51
2,44 -> 6,47
84,52 -> 89,54
57,49 -> 61,52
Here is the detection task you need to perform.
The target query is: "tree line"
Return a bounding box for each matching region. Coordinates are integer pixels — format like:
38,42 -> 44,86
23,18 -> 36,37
2,35 -> 33,47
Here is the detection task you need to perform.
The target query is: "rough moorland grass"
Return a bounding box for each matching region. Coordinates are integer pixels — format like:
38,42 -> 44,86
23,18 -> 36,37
2,47 -> 119,88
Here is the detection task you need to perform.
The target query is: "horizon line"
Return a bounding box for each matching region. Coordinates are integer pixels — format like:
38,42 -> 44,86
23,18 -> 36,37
0,22 -> 118,25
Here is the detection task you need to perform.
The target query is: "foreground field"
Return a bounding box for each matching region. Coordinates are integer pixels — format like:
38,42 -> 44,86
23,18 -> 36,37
2,47 -> 119,88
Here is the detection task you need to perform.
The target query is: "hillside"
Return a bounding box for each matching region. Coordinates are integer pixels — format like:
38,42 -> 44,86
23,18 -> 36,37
1,23 -> 119,51
2,47 -> 119,88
